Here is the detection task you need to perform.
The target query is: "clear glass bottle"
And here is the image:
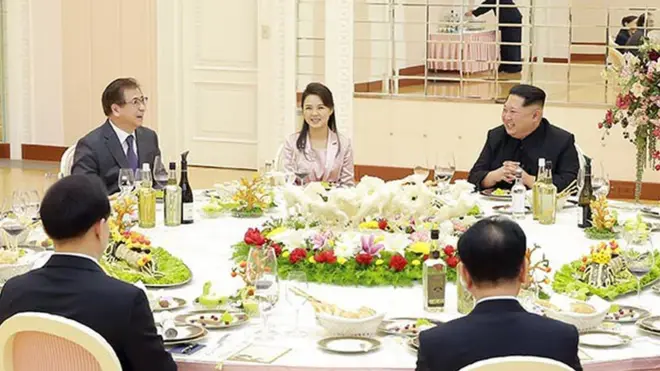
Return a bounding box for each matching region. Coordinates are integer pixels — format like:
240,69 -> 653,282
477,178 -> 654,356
457,273 -> 475,315
423,229 -> 446,312
538,161 -> 557,225
137,163 -> 156,228
511,167 -> 526,220
164,162 -> 182,227
532,158 -> 546,220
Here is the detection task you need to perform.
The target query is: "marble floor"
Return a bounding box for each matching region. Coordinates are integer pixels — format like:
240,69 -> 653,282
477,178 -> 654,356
0,160 -> 255,200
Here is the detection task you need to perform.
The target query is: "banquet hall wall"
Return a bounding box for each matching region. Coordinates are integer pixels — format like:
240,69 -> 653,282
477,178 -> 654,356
2,0 -> 658,187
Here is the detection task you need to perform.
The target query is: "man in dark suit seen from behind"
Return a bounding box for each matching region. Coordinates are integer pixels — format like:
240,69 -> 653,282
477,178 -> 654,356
416,216 -> 582,371
71,77 -> 161,194
0,175 -> 177,371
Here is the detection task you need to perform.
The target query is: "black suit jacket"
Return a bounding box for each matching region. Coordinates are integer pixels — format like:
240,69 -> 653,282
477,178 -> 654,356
473,0 -> 522,24
0,255 -> 177,371
71,120 -> 161,194
467,118 -> 579,192
416,299 -> 582,371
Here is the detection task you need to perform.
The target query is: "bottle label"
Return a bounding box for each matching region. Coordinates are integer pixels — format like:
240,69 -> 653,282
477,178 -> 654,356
183,203 -> 194,221
426,272 -> 446,307
579,206 -> 592,227
512,193 -> 525,213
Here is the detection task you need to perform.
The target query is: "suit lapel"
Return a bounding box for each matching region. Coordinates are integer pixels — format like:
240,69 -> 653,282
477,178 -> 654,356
323,131 -> 339,180
102,120 -> 129,168
135,127 -> 143,167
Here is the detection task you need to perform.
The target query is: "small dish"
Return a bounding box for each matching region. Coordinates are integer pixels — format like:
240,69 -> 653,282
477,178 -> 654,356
637,316 -> 660,333
579,330 -> 631,348
480,189 -> 511,200
175,310 -> 249,330
152,297 -> 187,312
408,336 -> 420,351
604,305 -> 650,323
492,205 -> 532,215
317,336 -> 381,354
378,317 -> 441,337
158,323 -> 206,344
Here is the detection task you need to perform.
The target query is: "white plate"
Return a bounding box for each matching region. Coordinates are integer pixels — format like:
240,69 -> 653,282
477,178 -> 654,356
637,316 -> 660,333
317,337 -> 381,354
152,297 -> 187,312
158,323 -> 206,343
579,330 -> 631,348
604,305 -> 650,323
175,310 -> 249,330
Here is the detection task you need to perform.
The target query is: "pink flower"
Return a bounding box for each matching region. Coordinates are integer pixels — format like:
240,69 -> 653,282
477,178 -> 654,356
360,235 -> 384,256
654,127 -> 660,139
409,230 -> 430,243
312,231 -> 332,250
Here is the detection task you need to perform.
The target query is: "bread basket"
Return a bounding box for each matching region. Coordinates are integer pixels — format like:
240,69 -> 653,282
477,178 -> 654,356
315,311 -> 386,337
542,295 -> 608,332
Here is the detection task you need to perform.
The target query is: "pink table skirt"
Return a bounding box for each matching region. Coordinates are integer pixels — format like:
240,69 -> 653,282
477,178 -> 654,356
427,30 -> 498,73
177,357 -> 660,371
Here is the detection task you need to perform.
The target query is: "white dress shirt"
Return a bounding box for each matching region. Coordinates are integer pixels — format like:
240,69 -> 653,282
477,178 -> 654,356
109,120 -> 138,159
51,252 -> 102,269
475,295 -> 519,306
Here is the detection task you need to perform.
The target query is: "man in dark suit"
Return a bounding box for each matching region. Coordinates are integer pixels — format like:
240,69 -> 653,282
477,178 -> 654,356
71,77 -> 161,194
466,0 -> 523,73
467,84 -> 579,192
416,217 -> 582,371
0,175 -> 177,371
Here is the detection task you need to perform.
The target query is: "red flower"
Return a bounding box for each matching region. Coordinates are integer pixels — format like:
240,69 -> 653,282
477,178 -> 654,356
271,243 -> 283,257
314,250 -> 337,264
616,94 -> 632,110
649,49 -> 660,62
654,151 -> 660,160
244,228 -> 266,246
289,248 -> 307,264
422,254 -> 429,261
655,164 -> 660,171
389,254 -> 408,272
378,219 -> 388,230
443,245 -> 456,256
446,256 -> 459,268
597,122 -> 604,129
605,109 -> 614,125
355,253 -> 373,266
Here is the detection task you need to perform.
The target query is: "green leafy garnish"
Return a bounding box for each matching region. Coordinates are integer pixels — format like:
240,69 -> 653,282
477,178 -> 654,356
584,227 -> 618,240
467,205 -> 481,216
416,318 -> 433,327
101,247 -> 192,285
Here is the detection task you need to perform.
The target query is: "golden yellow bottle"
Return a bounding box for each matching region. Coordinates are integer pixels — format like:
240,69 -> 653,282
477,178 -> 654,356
138,163 -> 156,228
532,158 -> 546,220
538,161 -> 557,225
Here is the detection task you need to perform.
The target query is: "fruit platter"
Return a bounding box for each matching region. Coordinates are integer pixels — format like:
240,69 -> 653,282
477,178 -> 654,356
605,304 -> 650,324
201,176 -> 276,218
100,196 -> 192,287
552,240 -> 660,300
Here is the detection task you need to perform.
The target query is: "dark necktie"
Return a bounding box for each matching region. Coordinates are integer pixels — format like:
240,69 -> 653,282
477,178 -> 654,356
126,135 -> 138,171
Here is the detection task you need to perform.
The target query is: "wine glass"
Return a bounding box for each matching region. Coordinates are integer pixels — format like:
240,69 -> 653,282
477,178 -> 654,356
11,191 -> 27,219
285,271 -> 308,336
621,232 -> 655,305
247,247 -> 279,340
43,172 -> 58,195
592,163 -> 610,198
23,190 -> 41,221
152,156 -> 169,189
284,171 -> 296,185
292,153 -> 311,186
434,152 -> 456,191
0,203 -> 28,251
134,167 -> 152,188
118,169 -> 135,195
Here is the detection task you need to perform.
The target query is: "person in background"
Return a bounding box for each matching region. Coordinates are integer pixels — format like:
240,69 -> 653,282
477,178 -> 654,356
467,84 -> 579,191
614,15 -> 638,53
282,82 -> 355,187
416,217 -> 582,371
71,78 -> 161,194
0,175 -> 177,371
466,0 -> 523,73
626,13 -> 654,53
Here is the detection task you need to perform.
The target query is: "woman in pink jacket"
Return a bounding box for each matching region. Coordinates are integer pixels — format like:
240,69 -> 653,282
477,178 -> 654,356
283,82 -> 355,187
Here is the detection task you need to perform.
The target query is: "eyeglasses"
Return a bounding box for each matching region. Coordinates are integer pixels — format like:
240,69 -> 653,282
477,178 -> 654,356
125,96 -> 148,107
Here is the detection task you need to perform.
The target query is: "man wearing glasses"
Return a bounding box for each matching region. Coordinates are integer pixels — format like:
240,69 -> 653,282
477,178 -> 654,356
71,78 -> 161,194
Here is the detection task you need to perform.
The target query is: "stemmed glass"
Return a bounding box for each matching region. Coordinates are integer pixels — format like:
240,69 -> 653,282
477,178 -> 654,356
118,169 -> 135,195
1,198 -> 28,250
592,162 -> 610,198
292,152 -> 311,186
247,247 -> 279,340
285,271 -> 308,336
621,231 -> 655,306
22,190 -> 41,221
434,152 -> 456,191
152,156 -> 169,189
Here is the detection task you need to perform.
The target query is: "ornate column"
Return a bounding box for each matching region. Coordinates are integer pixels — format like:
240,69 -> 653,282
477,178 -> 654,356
325,0 -> 354,139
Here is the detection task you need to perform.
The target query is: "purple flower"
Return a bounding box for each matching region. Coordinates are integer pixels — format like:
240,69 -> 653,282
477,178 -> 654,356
312,231 -> 332,250
360,235 -> 384,256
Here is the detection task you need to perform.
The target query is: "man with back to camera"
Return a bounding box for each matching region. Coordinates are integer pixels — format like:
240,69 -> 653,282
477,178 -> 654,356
467,84 -> 579,192
71,77 -> 161,194
0,175 -> 177,371
416,216 -> 582,371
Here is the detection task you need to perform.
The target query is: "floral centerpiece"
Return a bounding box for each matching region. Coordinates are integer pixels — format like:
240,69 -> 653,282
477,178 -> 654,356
202,176 -> 275,218
231,219 -> 465,287
599,40 -> 660,201
584,195 -> 618,240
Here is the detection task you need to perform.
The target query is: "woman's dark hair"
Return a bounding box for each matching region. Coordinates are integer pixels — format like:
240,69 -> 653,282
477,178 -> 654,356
296,82 -> 341,157
637,13 -> 647,28
622,15 -> 637,27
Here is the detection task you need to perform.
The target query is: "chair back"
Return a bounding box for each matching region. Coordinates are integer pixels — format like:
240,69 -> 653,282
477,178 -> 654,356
460,356 -> 574,371
0,312 -> 121,371
649,30 -> 660,43
59,146 -> 77,179
273,143 -> 286,172
607,47 -> 625,69
575,142 -> 587,183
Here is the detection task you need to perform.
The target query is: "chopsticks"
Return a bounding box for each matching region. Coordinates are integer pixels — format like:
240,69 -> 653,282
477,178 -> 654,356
558,179 -> 578,198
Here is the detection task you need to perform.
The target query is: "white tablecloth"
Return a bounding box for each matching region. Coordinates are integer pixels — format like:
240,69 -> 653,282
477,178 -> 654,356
34,192 -> 660,370
427,30 -> 498,73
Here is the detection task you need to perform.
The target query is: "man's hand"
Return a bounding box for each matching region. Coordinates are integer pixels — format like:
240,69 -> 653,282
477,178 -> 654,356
465,10 -> 473,17
501,161 -> 520,183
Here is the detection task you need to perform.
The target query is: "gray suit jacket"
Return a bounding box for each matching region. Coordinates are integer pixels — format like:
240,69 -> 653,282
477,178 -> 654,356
71,120 -> 161,194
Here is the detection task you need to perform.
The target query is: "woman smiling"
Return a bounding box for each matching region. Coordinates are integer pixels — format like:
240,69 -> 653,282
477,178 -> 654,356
282,82 -> 355,187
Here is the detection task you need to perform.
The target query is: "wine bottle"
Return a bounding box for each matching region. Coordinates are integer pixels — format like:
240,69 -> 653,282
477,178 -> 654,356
423,229 -> 446,312
164,162 -> 182,227
137,163 -> 156,228
538,161 -> 557,225
578,158 -> 594,228
511,167 -> 526,220
180,151 -> 194,224
532,158 -> 546,220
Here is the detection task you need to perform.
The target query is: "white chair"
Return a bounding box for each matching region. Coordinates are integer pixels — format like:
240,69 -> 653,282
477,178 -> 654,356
273,143 -> 285,171
460,356 -> 574,371
58,145 -> 77,179
0,312 -> 121,371
575,143 -> 587,181
649,30 -> 660,43
607,47 -> 625,69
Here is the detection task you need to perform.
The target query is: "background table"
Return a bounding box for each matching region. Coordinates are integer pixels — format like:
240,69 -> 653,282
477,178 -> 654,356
427,29 -> 498,73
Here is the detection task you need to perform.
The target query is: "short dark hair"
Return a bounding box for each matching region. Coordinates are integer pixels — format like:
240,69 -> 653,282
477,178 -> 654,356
622,15 -> 637,27
457,216 -> 527,284
40,175 -> 111,241
508,84 -> 547,107
101,78 -> 141,116
637,13 -> 647,28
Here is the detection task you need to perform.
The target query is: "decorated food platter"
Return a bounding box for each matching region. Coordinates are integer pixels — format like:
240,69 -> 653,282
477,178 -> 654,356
175,310 -> 250,330
479,188 -> 511,200
378,317 -> 441,336
604,305 -> 650,323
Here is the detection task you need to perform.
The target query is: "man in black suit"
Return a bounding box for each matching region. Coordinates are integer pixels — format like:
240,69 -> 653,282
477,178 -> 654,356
416,217 -> 582,371
71,77 -> 161,194
467,84 -> 579,192
0,175 -> 177,371
466,0 -> 523,73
